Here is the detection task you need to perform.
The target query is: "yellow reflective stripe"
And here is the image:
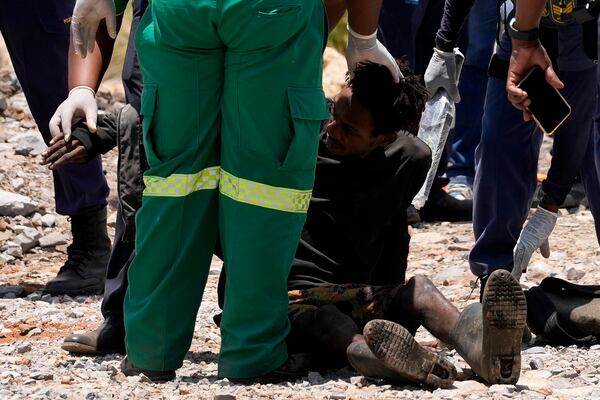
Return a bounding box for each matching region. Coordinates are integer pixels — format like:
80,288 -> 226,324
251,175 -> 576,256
219,169 -> 311,213
143,166 -> 220,197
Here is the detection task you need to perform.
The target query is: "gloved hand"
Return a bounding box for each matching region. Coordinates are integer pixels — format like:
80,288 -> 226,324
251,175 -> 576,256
345,26 -> 403,83
424,47 -> 465,103
71,0 -> 117,58
512,206 -> 558,281
49,86 -> 97,142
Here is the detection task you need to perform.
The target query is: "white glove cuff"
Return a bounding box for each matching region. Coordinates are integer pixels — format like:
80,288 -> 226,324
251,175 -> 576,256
537,205 -> 559,218
347,25 -> 377,40
69,85 -> 96,97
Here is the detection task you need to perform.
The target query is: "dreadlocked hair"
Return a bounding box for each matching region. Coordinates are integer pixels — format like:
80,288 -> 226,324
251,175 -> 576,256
348,60 -> 427,136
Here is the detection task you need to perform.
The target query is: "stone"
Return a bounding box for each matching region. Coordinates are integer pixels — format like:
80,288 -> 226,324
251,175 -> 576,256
566,267 -> 585,281
214,395 -> 236,400
60,375 -> 72,385
307,371 -> 325,385
4,244 -> 22,258
453,380 -> 487,392
523,346 -> 546,354
0,190 -> 37,216
40,214 -> 56,228
488,384 -> 515,395
0,253 -> 15,264
31,373 -> 54,381
26,328 -> 41,337
10,178 -> 24,192
350,375 -> 368,387
16,343 -> 31,354
14,134 -> 45,156
14,232 -> 38,252
0,285 -> 23,298
38,233 -> 68,248
530,358 -> 544,370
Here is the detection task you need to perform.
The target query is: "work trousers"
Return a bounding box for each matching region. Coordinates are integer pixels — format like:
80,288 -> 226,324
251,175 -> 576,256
125,0 -> 329,378
101,0 -> 148,322
0,0 -> 108,215
447,0 -> 497,185
470,25 -> 600,276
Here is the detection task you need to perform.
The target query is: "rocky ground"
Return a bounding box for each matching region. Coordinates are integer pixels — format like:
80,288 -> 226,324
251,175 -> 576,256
1,56 -> 600,399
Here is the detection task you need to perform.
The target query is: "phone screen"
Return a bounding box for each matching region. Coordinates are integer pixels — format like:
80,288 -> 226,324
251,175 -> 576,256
517,67 -> 571,135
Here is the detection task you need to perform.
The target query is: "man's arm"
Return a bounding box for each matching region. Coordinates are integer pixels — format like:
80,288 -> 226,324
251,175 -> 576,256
424,0 -> 475,102
505,0 -> 563,120
50,18 -> 122,140
344,0 -> 401,82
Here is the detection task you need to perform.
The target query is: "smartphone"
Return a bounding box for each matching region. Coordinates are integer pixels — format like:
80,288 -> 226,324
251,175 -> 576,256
517,66 -> 571,136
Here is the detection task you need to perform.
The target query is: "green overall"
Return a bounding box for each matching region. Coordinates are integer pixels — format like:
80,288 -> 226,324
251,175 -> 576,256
120,0 -> 329,378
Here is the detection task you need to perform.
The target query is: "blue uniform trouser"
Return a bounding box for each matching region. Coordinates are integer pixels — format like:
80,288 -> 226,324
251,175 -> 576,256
0,0 -> 108,215
447,0 -> 497,185
470,25 -> 599,276
101,0 -> 148,320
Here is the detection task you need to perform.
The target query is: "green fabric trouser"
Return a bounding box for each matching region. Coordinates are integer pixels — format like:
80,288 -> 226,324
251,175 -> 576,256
124,0 -> 329,379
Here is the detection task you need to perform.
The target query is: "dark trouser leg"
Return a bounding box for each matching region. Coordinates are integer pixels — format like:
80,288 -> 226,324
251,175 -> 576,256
384,275 -> 459,344
100,0 -> 149,322
0,0 -> 108,216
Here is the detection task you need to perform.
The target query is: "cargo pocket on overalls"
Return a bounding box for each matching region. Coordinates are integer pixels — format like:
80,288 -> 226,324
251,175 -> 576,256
281,87 -> 330,171
140,83 -> 162,166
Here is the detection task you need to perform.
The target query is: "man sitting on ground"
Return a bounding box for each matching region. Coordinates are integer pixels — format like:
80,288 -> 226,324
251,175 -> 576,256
217,61 -> 526,388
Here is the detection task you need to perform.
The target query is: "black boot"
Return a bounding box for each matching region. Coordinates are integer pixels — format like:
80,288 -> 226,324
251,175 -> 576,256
44,205 -> 111,295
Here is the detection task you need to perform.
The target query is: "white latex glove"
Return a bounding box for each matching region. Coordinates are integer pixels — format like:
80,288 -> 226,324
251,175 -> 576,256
49,86 -> 97,142
71,0 -> 117,58
512,206 -> 558,281
345,26 -> 403,83
424,47 -> 465,103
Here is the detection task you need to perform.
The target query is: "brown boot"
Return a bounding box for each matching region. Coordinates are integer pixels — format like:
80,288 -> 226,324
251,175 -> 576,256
451,270 -> 526,384
363,320 -> 456,388
62,317 -> 125,355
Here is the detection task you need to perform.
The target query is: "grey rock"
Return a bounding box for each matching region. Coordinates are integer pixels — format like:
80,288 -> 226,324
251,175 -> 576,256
14,134 -> 45,156
307,371 -> 325,385
14,232 -> 38,252
523,346 -> 546,354
38,232 -> 68,248
0,285 -> 23,298
0,190 -> 37,216
26,328 -> 42,337
16,343 -> 31,354
530,358 -> 544,370
26,292 -> 41,301
214,395 -> 236,400
40,214 -> 56,228
31,373 -> 54,381
0,97 -> 7,112
566,267 -> 585,281
4,244 -> 22,258
0,253 -> 15,264
10,178 -> 24,192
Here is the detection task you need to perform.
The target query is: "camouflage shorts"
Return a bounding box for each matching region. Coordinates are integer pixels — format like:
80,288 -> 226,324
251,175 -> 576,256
288,283 -> 400,328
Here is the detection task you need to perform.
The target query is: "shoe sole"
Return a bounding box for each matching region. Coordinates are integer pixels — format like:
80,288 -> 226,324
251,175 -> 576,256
364,320 -> 456,389
120,357 -> 175,382
61,341 -> 125,355
482,270 -> 527,384
43,284 -> 104,296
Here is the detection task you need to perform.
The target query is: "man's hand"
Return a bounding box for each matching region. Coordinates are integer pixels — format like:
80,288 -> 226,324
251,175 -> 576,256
512,206 -> 558,281
424,48 -> 465,103
506,39 -> 563,121
345,26 -> 402,83
49,86 -> 97,142
71,0 -> 117,58
41,133 -> 88,170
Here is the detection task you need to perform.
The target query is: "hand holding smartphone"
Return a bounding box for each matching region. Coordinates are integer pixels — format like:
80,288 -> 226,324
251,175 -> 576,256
517,66 -> 571,136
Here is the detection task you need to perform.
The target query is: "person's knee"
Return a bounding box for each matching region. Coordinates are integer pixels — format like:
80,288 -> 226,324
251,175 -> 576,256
408,138 -> 433,173
405,275 -> 439,306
